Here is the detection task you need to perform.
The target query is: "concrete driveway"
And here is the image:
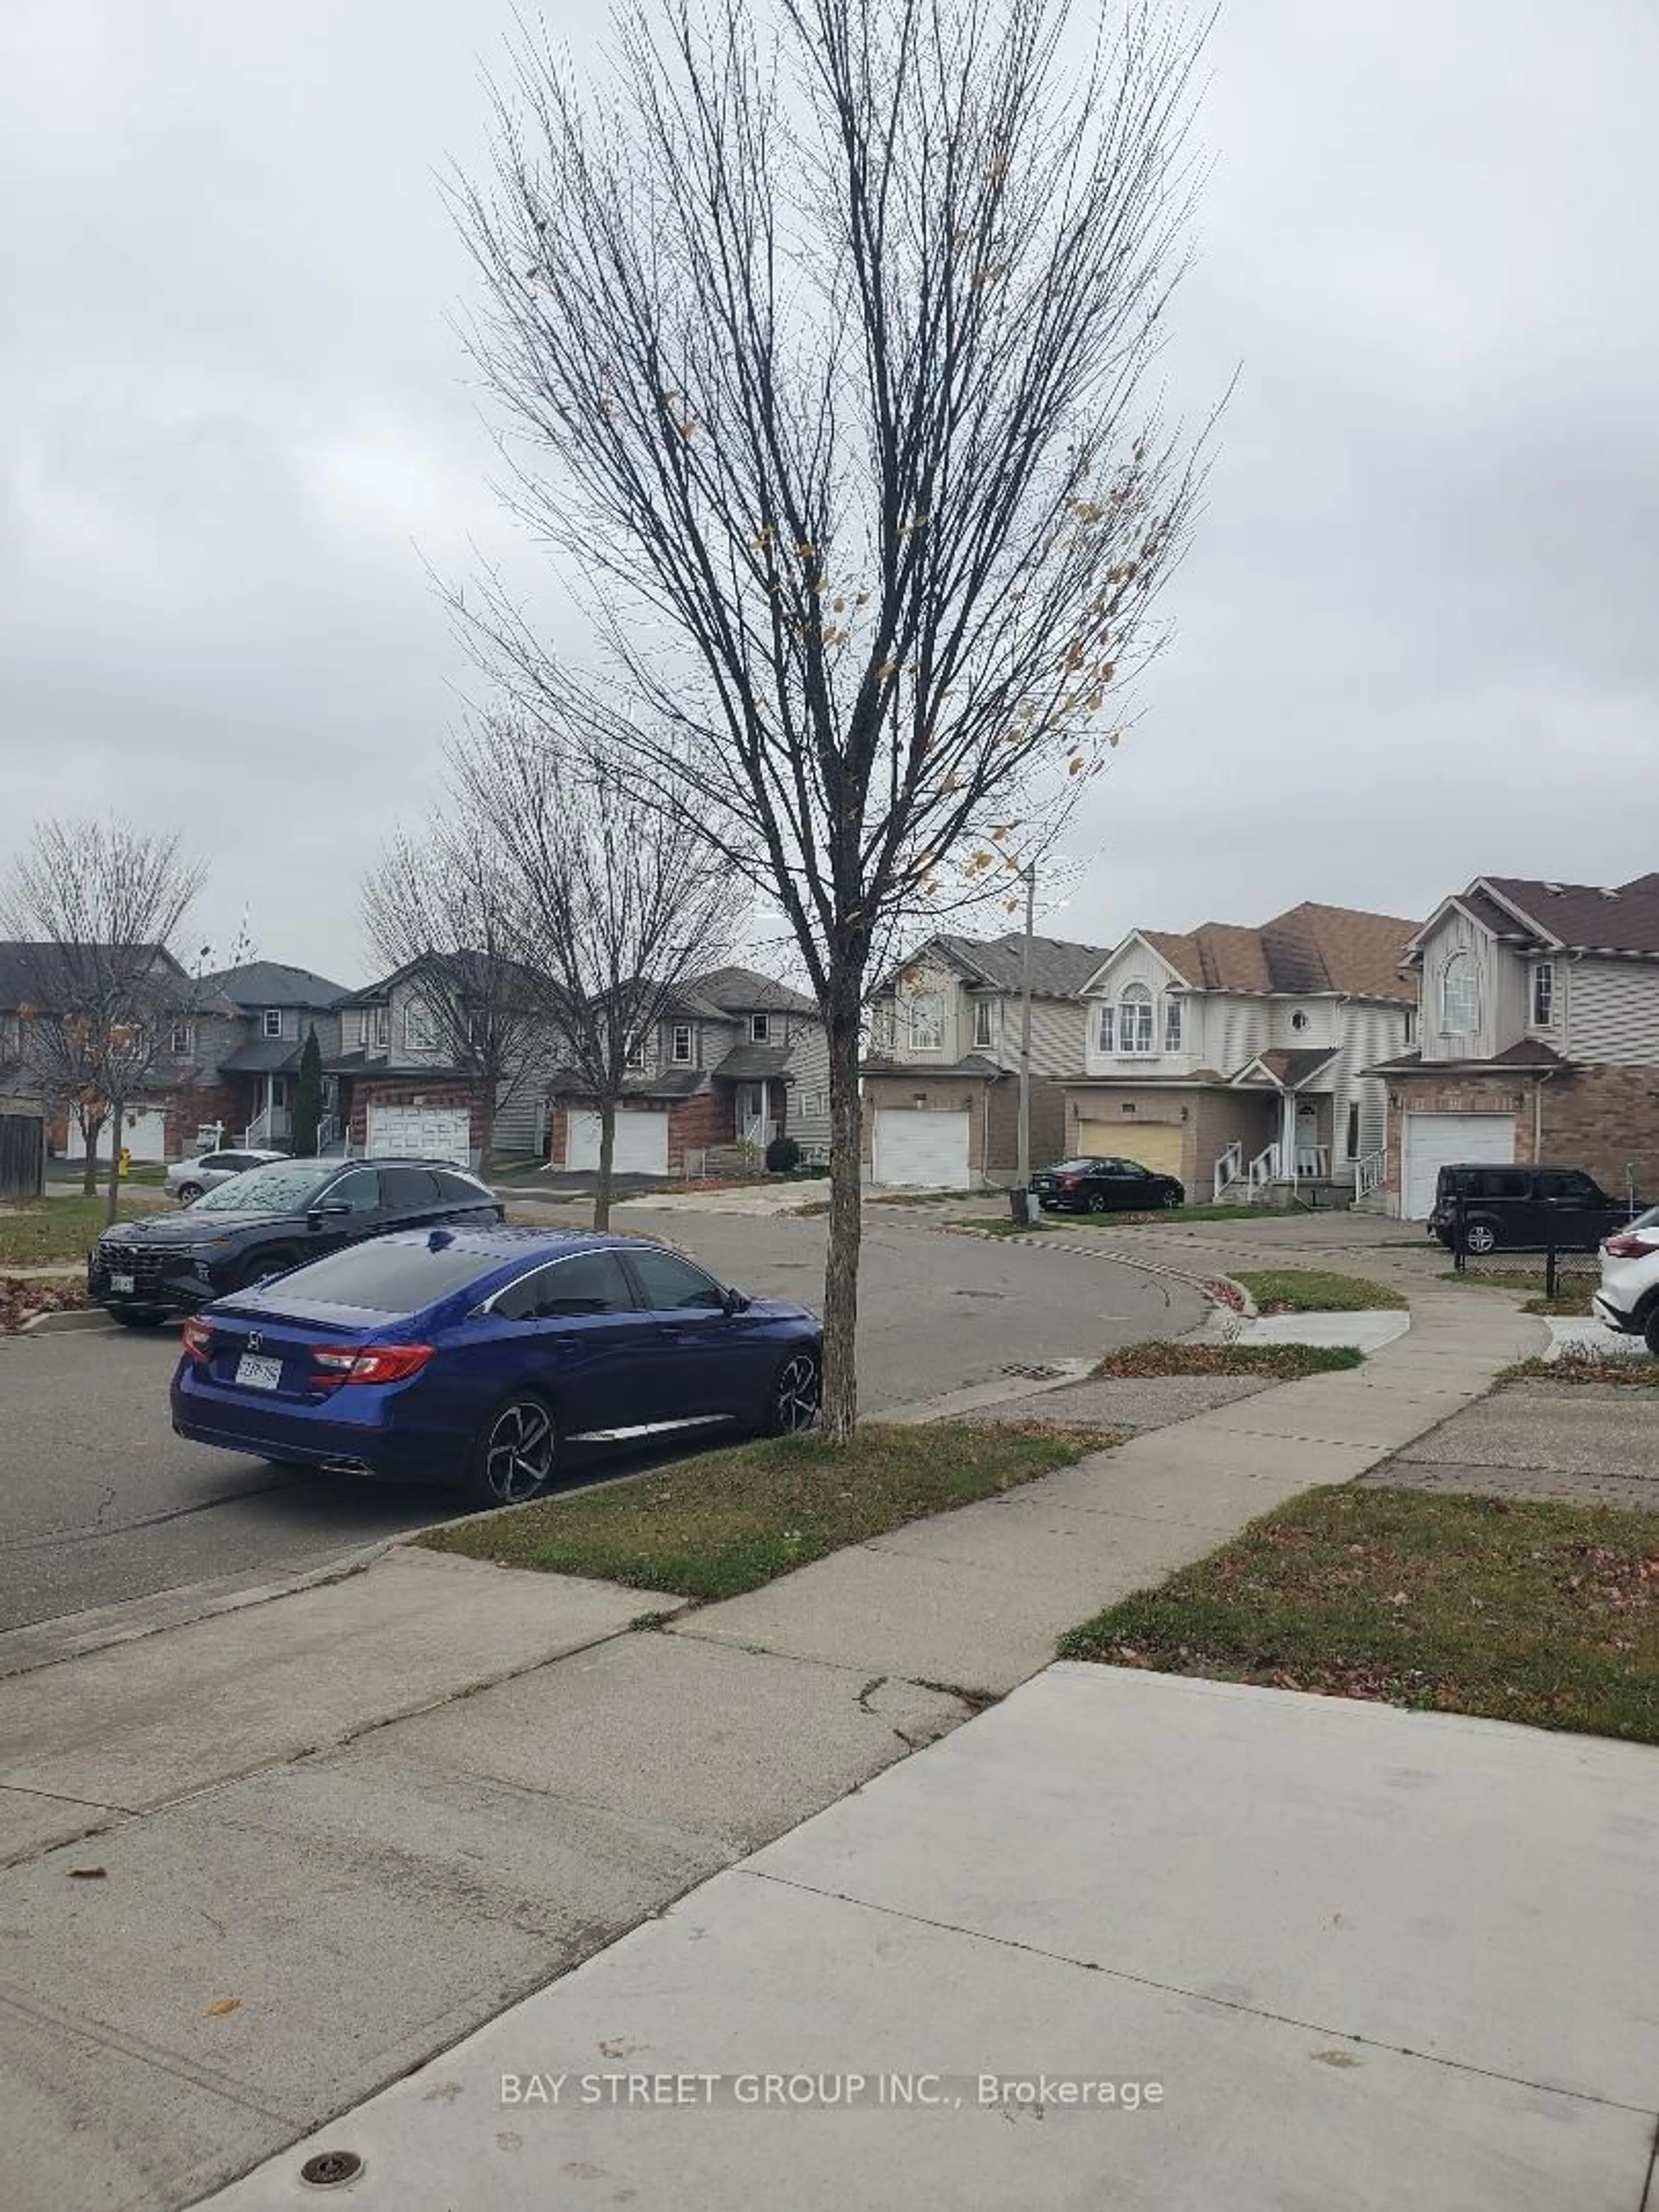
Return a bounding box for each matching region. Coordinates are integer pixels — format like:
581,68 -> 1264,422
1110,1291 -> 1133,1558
0,1212 -> 1205,1633
1368,1376 -> 1659,1510
206,1665 -> 1659,2212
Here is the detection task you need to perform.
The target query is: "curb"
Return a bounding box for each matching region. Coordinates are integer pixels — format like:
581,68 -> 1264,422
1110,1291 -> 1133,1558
924,1217 -> 1248,1340
17,1306 -> 111,1337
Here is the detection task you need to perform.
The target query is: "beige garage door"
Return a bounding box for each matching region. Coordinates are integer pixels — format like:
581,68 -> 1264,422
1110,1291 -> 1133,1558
1077,1119 -> 1184,1179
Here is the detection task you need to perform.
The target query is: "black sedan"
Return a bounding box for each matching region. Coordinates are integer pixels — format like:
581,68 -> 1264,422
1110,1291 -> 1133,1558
88,1157 -> 504,1324
1030,1156 -> 1185,1214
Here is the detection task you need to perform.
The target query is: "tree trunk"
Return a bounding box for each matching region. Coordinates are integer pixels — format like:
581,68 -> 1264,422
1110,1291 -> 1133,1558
476,1089 -> 497,1179
104,1099 -> 124,1227
79,1109 -> 103,1197
593,1096 -> 617,1231
820,989 -> 864,1442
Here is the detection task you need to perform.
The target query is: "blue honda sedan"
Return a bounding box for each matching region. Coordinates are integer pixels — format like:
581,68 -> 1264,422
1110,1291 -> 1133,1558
170,1227 -> 823,1506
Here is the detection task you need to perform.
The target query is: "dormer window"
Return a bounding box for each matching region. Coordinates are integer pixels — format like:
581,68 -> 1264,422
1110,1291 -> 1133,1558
971,998 -> 995,1049
1163,997 -> 1182,1052
1441,952 -> 1479,1037
750,1013 -> 770,1042
671,1023 -> 694,1064
1119,983 -> 1154,1055
261,1008 -> 283,1039
1530,961 -> 1556,1027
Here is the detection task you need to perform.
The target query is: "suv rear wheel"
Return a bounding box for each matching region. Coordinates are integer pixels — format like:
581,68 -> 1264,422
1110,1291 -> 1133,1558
1464,1220 -> 1499,1255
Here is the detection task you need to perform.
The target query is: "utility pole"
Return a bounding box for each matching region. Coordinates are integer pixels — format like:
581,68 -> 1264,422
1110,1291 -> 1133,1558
1012,859 -> 1035,1225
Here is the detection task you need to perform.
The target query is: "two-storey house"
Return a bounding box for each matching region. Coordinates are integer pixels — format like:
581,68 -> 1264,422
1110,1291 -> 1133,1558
1066,903 -> 1420,1202
545,967 -> 830,1177
329,951 -> 555,1164
186,960 -> 350,1153
1372,873 -> 1659,1217
861,933 -> 1108,1185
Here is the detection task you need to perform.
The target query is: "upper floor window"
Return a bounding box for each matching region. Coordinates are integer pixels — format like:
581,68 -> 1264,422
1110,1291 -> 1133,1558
170,1021 -> 193,1056
261,1008 -> 283,1039
1097,1003 -> 1114,1053
750,1013 -> 771,1043
1163,997 -> 1182,1052
1530,961 -> 1556,1027
671,1023 -> 694,1065
971,998 -> 995,1049
906,990 -> 944,1052
1119,983 -> 1154,1055
1404,1008 -> 1417,1046
1440,952 -> 1479,1037
625,1034 -> 647,1070
869,1001 -> 896,1056
404,998 -> 442,1053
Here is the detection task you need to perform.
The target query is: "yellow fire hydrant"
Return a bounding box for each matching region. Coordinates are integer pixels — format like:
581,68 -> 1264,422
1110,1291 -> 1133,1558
118,1146 -> 131,1181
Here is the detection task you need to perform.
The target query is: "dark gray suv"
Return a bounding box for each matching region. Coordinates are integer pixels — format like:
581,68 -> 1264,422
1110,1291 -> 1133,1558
1428,1164 -> 1638,1255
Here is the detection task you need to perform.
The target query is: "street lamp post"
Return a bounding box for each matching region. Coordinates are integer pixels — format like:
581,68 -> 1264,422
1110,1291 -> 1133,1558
1011,860 -> 1035,1226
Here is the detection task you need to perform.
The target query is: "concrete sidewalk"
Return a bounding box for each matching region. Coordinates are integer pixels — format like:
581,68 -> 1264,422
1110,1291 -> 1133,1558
203,1665 -> 1659,2212
0,1277 -> 1546,2210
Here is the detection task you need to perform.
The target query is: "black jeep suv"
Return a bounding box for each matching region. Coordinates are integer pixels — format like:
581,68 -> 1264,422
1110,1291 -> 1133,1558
88,1157 -> 504,1323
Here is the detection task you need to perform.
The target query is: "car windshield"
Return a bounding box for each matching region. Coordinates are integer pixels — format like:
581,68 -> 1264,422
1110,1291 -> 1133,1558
257,1238 -> 505,1310
192,1163 -> 337,1215
1047,1159 -> 1099,1175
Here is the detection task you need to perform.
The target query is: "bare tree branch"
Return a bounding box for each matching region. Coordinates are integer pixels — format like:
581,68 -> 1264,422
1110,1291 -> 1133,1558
451,0 -> 1211,1432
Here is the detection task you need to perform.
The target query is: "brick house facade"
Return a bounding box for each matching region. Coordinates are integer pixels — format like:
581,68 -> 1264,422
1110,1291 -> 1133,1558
1374,874 -> 1659,1216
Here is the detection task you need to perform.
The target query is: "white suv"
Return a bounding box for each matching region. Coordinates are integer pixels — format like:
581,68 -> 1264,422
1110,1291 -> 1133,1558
1594,1206 -> 1659,1353
164,1148 -> 284,1205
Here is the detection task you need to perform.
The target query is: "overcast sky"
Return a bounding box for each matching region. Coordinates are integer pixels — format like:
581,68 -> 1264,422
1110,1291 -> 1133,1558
2,0 -> 1655,987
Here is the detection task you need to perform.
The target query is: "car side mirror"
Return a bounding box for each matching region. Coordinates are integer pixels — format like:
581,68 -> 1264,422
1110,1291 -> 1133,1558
308,1202 -> 353,1224
724,1286 -> 749,1316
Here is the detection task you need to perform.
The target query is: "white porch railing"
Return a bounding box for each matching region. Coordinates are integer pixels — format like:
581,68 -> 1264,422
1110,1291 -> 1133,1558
1248,1142 -> 1281,1190
316,1114 -> 343,1156
1354,1149 -> 1387,1202
244,1107 -> 273,1147
1213,1141 -> 1244,1201
1295,1145 -> 1331,1180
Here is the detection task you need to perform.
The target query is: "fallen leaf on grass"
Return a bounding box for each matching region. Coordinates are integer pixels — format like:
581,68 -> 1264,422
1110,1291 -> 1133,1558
205,1998 -> 241,2018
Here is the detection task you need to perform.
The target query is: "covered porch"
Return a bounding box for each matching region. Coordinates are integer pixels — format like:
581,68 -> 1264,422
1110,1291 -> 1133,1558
1219,1050 -> 1340,1202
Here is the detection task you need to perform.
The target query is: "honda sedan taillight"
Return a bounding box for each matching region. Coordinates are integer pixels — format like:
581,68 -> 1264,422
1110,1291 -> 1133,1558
181,1318 -> 212,1364
310,1344 -> 435,1386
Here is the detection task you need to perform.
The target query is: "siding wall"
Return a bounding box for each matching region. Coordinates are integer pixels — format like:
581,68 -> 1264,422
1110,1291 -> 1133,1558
1565,958 -> 1659,1064
1198,995 -> 1274,1078
784,1020 -> 832,1155
1082,941 -> 1198,1077
1417,909 -> 1510,1062
1328,1000 -> 1409,1171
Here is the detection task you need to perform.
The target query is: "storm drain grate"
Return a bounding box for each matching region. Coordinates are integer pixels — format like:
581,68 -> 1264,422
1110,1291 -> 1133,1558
1002,1363 -> 1064,1381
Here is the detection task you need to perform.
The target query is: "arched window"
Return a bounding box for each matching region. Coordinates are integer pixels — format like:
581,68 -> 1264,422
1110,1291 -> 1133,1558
1441,952 -> 1479,1036
1120,982 -> 1154,1054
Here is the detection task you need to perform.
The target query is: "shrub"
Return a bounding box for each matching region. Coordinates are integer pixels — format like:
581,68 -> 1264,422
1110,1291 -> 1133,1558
766,1134 -> 802,1174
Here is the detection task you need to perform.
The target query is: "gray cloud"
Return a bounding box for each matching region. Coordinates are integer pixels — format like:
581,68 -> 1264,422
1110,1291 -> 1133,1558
2,0 -> 1656,980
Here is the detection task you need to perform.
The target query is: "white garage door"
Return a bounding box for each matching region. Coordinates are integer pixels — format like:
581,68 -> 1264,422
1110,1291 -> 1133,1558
872,1108 -> 971,1188
567,1108 -> 670,1176
367,1103 -> 473,1165
65,1106 -> 168,1163
1403,1112 -> 1514,1220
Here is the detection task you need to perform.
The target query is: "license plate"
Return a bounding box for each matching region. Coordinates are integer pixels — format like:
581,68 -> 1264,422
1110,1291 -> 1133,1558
235,1353 -> 283,1391
111,1273 -> 135,1295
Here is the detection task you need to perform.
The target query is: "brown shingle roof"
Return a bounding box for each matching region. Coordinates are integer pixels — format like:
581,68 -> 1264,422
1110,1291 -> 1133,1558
1142,904 -> 1417,1003
1481,875 -> 1659,956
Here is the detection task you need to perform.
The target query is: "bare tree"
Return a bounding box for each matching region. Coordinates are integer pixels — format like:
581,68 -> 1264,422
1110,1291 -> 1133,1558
0,819 -> 207,1220
362,819 -> 549,1173
454,0 -> 1208,1434
452,713 -> 743,1230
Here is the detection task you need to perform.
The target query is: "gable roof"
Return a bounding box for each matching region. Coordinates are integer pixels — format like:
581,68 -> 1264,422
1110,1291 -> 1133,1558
683,966 -> 819,1017
1480,874 -> 1659,956
203,959 -> 353,1009
1122,904 -> 1417,1004
926,931 -> 1112,998
0,940 -> 199,1012
343,949 -> 549,1007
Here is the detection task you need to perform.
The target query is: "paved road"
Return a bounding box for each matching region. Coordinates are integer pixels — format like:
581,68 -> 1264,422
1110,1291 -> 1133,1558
0,1211 -> 1205,1632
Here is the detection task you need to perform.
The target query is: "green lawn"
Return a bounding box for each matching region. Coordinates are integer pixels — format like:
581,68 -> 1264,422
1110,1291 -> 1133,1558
423,1421 -> 1117,1602
0,1195 -> 156,1268
1436,1268 -> 1593,1318
1233,1267 -> 1409,1313
1059,1484 -> 1659,1745
1093,1341 -> 1364,1382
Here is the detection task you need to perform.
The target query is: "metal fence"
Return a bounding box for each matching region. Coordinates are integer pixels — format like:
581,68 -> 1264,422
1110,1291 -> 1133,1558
1445,1195 -> 1621,1298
